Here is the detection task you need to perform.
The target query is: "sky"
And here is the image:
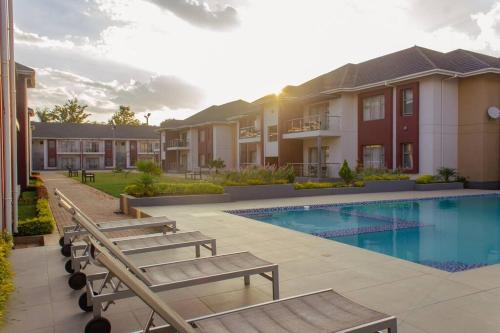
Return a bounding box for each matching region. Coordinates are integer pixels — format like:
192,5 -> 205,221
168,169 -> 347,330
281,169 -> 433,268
14,0 -> 500,125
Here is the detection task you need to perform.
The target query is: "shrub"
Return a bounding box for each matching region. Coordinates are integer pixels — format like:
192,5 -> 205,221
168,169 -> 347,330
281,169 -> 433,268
156,183 -> 224,196
437,167 -> 457,182
353,181 -> 365,187
136,159 -> 161,176
17,199 -> 55,236
125,182 -> 224,197
416,175 -> 436,184
0,232 -> 13,324
362,174 -> 410,181
220,165 -> 294,185
338,160 -> 354,184
294,181 -> 348,190
207,158 -> 226,173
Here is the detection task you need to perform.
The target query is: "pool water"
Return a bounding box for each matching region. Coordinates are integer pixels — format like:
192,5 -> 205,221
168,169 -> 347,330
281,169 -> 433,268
235,195 -> 500,272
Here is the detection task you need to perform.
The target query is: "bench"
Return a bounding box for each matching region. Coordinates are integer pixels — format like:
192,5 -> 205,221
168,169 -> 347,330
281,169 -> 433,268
67,168 -> 79,177
81,170 -> 95,183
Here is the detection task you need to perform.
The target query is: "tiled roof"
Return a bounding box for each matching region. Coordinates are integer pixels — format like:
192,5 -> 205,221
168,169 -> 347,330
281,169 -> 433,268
32,122 -> 159,140
284,46 -> 499,97
160,99 -> 252,130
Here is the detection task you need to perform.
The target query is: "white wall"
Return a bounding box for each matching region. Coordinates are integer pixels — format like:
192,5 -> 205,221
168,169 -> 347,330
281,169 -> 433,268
188,128 -> 198,170
213,125 -> 235,169
263,105 -> 278,157
337,94 -> 358,167
160,132 -> 166,160
419,77 -> 458,175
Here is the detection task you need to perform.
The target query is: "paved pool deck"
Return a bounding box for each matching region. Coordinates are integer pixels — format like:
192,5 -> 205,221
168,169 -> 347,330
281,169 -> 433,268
4,189 -> 500,332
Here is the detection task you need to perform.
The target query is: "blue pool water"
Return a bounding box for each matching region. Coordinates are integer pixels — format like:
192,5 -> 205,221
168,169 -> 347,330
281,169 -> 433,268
230,195 -> 500,272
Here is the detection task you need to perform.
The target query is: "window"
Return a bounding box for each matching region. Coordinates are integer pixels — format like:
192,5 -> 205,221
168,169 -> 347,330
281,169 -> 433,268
402,88 -> 413,116
60,157 -> 77,169
199,129 -> 206,142
85,157 -> 99,169
84,141 -> 100,153
363,145 -> 385,169
199,154 -> 206,167
58,140 -> 79,153
363,95 -> 385,121
268,125 -> 277,142
139,142 -> 154,153
402,143 -> 413,169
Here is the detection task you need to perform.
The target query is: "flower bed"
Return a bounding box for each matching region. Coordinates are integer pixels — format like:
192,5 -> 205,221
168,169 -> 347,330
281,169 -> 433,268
294,181 -> 365,190
0,233 -> 13,324
125,182 -> 224,198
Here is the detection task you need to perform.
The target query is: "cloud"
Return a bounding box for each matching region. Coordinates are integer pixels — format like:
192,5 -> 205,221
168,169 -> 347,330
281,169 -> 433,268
28,67 -> 204,119
409,0 -> 498,36
145,0 -> 240,30
13,0 -> 116,40
14,26 -> 76,49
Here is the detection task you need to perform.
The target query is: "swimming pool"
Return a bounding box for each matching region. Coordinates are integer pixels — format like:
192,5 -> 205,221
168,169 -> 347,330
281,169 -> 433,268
228,194 -> 500,272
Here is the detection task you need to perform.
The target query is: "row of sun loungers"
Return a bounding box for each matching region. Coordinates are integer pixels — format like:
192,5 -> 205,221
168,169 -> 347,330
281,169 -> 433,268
54,189 -> 398,333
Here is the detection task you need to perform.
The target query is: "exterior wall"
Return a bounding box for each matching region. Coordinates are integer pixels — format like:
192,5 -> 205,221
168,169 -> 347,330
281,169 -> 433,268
458,74 -> 500,184
336,94 -> 358,167
213,124 -> 235,169
419,77 -> 459,175
16,77 -> 29,189
263,103 -> 278,157
197,125 -> 213,167
396,82 -> 420,173
189,128 -> 198,170
357,88 -> 393,169
302,137 -> 342,177
278,101 -> 304,166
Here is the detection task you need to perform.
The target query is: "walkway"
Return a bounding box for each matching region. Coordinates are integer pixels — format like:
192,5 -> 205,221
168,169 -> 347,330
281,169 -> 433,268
41,171 -> 156,239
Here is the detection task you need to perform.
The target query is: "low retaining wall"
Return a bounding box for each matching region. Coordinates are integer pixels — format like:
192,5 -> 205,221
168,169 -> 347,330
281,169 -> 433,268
415,182 -> 464,191
121,179 -> 433,215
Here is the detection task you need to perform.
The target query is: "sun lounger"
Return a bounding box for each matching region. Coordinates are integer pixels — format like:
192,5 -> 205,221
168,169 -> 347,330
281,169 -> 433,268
67,213 -> 216,290
78,222 -> 279,320
54,189 -> 177,256
84,242 -> 397,333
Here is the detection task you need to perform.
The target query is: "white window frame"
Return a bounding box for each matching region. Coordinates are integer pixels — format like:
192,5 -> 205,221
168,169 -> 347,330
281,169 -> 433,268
402,143 -> 413,169
363,145 -> 385,169
363,95 -> 385,121
402,88 -> 413,116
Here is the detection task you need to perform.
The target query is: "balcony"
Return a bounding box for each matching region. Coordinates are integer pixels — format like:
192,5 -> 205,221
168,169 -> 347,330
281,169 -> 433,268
239,126 -> 261,142
283,115 -> 342,139
167,139 -> 189,150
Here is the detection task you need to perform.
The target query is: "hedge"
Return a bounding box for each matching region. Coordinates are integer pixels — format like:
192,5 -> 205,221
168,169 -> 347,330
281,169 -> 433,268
294,181 -> 365,190
125,182 -> 224,197
17,199 -> 55,236
362,174 -> 410,181
0,233 -> 13,324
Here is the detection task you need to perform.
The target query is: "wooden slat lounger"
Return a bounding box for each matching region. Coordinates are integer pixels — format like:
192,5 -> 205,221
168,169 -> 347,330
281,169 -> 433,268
78,218 -> 279,321
55,189 -> 177,253
85,240 -> 397,333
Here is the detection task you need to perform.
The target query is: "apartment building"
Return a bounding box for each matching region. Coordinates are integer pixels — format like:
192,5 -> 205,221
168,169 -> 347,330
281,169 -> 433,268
159,46 -> 500,189
160,100 -> 250,172
31,123 -> 160,170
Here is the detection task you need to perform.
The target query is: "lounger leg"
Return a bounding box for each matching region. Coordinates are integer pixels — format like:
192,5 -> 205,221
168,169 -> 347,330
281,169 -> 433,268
195,245 -> 201,258
387,319 -> 398,333
211,240 -> 217,255
244,275 -> 250,286
272,269 -> 279,300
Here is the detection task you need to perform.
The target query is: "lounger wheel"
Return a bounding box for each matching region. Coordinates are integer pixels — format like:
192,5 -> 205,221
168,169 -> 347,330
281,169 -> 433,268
64,260 -> 80,274
85,317 -> 111,333
59,236 -> 64,247
68,272 -> 86,290
61,244 -> 71,257
78,291 -> 97,312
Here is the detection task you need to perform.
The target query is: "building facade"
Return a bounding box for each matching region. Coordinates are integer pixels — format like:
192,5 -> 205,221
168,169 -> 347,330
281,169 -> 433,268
31,123 -> 160,170
159,46 -> 500,189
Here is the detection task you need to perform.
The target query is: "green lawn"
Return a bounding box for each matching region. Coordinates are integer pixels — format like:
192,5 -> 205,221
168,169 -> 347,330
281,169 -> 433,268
69,172 -> 205,198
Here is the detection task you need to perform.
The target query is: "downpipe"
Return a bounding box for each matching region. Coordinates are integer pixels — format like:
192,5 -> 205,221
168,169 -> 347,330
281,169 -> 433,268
8,0 -> 17,233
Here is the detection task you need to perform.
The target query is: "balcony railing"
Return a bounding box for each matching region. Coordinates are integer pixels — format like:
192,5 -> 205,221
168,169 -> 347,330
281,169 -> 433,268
239,126 -> 261,139
287,162 -> 341,178
286,115 -> 341,133
167,139 -> 189,148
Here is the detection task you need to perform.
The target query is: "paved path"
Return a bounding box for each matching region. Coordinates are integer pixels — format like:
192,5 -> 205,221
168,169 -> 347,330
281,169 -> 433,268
40,171 -> 157,239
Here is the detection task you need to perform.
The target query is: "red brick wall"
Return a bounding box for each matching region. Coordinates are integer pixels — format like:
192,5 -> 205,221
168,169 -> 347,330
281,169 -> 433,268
396,82 -> 419,173
357,88 -> 393,169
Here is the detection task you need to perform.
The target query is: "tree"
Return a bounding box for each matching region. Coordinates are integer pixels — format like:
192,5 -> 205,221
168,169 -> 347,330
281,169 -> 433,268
207,158 -> 226,174
338,160 -> 354,184
51,98 -> 90,123
35,107 -> 53,122
108,106 -> 140,126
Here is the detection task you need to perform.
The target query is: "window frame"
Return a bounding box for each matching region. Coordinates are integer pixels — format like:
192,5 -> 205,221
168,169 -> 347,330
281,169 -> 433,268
401,143 -> 413,170
362,145 -> 385,169
267,125 -> 278,142
402,88 -> 413,116
362,94 -> 385,121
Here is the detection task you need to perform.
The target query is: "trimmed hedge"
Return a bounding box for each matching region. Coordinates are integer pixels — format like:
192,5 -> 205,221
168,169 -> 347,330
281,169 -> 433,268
294,181 -> 365,190
362,174 -> 410,181
17,199 -> 55,236
415,175 -> 437,184
0,233 -> 13,324
125,182 -> 224,197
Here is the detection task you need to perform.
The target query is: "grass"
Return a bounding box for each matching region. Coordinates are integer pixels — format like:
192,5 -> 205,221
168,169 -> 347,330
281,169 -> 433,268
68,172 -> 205,198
